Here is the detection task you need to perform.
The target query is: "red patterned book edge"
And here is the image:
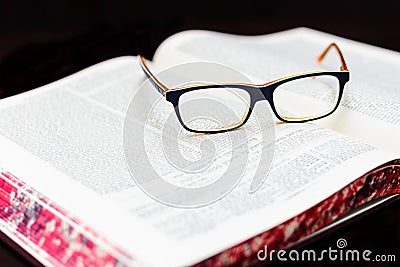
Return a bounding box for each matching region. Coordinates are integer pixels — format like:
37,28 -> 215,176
195,159 -> 400,267
0,159 -> 399,267
0,170 -> 134,267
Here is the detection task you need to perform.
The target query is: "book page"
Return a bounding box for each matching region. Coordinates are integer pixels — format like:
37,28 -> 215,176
153,28 -> 400,155
0,55 -> 396,266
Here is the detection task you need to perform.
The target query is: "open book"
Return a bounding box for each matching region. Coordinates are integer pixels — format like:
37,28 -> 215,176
0,28 -> 399,267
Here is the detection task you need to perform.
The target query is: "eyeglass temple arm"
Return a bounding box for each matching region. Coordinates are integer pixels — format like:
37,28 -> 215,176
317,43 -> 349,71
138,55 -> 169,95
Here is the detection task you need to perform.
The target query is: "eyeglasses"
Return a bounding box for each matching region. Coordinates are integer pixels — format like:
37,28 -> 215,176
138,43 -> 349,134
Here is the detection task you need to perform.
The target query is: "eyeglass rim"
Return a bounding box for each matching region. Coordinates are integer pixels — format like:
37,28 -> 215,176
138,42 -> 350,133
165,71 -> 349,133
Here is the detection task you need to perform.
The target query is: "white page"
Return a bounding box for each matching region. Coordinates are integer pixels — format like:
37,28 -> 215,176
153,28 -> 400,155
0,54 -> 396,266
0,57 -> 181,267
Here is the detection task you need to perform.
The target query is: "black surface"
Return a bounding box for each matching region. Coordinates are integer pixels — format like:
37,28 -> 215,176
0,231 -> 43,267
0,1 -> 399,266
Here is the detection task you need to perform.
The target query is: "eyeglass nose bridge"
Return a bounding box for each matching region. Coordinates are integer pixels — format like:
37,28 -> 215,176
248,84 -> 276,106
244,84 -> 280,122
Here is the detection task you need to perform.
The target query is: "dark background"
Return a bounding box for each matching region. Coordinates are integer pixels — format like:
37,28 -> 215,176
0,0 -> 399,266
1,0 -> 400,97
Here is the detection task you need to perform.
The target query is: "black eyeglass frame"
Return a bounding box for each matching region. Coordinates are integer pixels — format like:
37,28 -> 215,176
138,43 -> 350,134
